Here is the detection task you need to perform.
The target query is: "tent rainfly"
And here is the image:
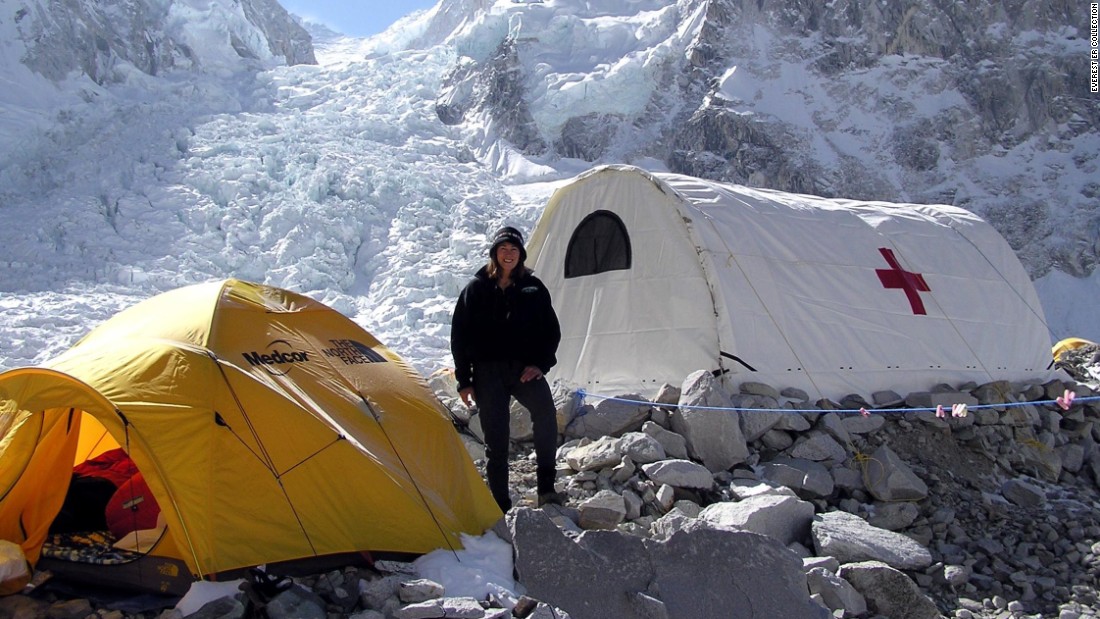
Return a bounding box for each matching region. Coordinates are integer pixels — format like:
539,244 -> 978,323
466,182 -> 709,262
526,165 -> 1059,401
0,279 -> 500,595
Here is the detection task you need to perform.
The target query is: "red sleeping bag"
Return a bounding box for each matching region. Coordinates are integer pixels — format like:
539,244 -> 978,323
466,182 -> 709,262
105,473 -> 162,540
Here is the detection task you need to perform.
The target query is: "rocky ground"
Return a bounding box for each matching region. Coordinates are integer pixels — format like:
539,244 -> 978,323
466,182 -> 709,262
494,346 -> 1100,619
4,346 -> 1100,619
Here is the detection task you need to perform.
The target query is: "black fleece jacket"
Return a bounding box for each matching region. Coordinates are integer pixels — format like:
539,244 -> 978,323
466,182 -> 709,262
450,266 -> 561,391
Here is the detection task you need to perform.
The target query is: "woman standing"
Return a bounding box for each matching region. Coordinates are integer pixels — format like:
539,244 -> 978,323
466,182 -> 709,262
451,226 -> 563,512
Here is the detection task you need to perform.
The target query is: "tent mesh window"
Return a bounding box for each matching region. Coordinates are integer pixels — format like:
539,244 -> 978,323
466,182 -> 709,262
564,210 -> 632,278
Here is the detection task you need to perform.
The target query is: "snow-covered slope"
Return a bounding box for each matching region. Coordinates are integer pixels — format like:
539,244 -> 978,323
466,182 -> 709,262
0,0 -> 1097,380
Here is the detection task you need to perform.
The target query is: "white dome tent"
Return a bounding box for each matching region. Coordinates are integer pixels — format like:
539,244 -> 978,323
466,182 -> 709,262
526,165 -> 1059,401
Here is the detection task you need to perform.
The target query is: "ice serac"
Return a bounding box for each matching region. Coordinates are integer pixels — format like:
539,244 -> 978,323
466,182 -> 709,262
9,0 -> 314,85
431,0 -> 1098,287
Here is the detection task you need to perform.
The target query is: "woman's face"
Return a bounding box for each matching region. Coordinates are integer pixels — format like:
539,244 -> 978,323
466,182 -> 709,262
494,242 -> 522,273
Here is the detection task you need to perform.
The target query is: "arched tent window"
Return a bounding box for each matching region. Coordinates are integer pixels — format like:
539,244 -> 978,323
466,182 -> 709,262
564,210 -> 632,278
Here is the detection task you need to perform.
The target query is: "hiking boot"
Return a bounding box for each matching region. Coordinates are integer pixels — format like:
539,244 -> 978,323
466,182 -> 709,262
537,491 -> 565,507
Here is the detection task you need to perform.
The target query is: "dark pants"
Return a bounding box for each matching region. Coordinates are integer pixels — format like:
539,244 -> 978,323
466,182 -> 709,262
472,360 -> 559,511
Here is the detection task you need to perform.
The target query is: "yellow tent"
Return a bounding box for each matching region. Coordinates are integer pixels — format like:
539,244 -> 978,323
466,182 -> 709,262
0,279 -> 500,594
1053,337 -> 1097,361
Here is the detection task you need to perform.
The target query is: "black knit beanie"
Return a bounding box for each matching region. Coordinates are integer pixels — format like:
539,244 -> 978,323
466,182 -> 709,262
489,226 -> 527,261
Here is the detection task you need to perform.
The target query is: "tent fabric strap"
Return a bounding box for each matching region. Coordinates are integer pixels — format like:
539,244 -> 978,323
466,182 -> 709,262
719,351 -> 757,372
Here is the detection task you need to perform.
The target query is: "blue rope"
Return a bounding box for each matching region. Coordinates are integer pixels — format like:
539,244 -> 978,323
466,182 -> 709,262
573,388 -> 1100,416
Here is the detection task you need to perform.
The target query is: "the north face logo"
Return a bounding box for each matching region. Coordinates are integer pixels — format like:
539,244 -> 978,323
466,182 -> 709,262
320,339 -> 387,365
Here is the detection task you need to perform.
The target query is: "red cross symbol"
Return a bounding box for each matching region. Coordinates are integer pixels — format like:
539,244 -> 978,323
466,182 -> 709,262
875,248 -> 930,315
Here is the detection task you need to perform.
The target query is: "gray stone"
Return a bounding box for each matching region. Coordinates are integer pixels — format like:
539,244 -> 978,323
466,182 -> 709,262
630,592 -> 669,619
872,390 -> 905,407
787,431 -> 848,462
265,585 -> 326,619
739,381 -> 781,399
866,501 -> 920,531
654,384 -> 681,406
511,508 -> 651,619
641,459 -> 714,490
863,444 -> 928,502
806,566 -> 868,617
647,528 -> 829,619
818,413 -> 852,445
393,597 -> 485,619
943,564 -> 971,587
839,561 -> 942,619
697,494 -> 815,545
568,395 -> 652,439
774,412 -> 813,432
811,511 -> 933,570
904,391 -> 979,410
578,490 -> 627,530
1056,442 -> 1086,473
620,431 -> 666,464
187,597 -> 245,619
831,466 -> 865,494
641,421 -> 689,459
670,370 -> 750,471
397,579 -> 445,603
761,428 -> 795,450
841,413 -> 887,434
739,405 -> 786,442
1001,478 -> 1047,508
359,574 -> 404,610
566,436 -> 624,472
757,458 -> 835,499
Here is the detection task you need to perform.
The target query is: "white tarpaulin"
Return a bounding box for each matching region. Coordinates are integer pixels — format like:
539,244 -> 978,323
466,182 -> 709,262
526,165 -> 1058,401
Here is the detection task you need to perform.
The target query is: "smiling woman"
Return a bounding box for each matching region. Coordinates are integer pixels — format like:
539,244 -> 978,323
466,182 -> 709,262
277,0 -> 439,37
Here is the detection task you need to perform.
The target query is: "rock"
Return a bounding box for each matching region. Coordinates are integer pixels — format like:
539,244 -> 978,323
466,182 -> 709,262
186,597 -> 245,619
787,430 -> 848,462
866,501 -> 920,531
265,585 -> 326,619
566,436 -> 624,472
641,459 -> 714,490
578,490 -> 627,530
647,528 -> 828,619
509,508 -> 656,619
839,561 -> 942,619
811,511 -> 934,570
806,566 -> 868,617
642,421 -> 689,459
1001,478 -> 1047,508
620,431 -> 667,464
757,457 -> 835,499
697,494 -> 815,545
670,370 -> 750,471
863,444 -> 929,502
393,597 -> 488,619
398,579 -> 445,603
568,394 -> 652,439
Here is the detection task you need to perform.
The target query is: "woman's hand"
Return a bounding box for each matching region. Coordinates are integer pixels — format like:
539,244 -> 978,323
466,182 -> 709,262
520,365 -> 544,383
